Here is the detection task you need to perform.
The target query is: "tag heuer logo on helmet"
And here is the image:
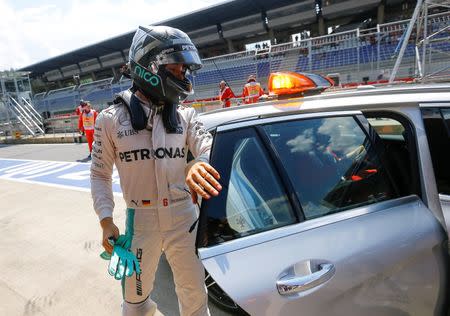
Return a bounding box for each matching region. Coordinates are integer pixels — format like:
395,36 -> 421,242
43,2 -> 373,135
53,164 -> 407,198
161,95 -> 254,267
134,65 -> 160,86
182,45 -> 196,51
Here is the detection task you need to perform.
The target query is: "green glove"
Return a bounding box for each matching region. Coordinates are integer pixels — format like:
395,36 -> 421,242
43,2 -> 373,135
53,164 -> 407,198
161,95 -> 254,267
100,234 -> 140,280
108,244 -> 141,280
99,208 -> 138,280
100,235 -> 132,260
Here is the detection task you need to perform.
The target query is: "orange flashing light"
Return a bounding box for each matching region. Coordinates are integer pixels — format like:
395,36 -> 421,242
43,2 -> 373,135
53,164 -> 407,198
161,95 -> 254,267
268,72 -> 316,96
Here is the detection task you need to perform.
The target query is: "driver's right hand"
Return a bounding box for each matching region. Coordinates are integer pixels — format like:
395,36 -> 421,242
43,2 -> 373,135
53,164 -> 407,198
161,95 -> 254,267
100,217 -> 120,254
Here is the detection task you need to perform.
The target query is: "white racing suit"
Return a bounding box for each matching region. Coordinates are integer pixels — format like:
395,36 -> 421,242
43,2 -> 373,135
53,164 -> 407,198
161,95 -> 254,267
90,90 -> 212,316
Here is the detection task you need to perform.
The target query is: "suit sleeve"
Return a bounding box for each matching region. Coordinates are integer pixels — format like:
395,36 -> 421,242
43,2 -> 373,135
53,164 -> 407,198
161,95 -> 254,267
186,108 -> 212,164
90,111 -> 116,221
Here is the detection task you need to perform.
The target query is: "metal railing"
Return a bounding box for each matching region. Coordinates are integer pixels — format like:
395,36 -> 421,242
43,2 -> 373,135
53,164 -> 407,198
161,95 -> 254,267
0,94 -> 45,139
7,95 -> 44,136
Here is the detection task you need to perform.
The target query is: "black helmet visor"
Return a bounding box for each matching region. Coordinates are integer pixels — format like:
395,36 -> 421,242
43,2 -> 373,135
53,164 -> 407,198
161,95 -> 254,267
160,49 -> 202,71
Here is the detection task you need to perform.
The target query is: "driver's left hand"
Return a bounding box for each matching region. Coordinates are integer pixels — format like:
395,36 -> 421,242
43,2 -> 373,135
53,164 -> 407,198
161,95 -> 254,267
186,161 -> 222,204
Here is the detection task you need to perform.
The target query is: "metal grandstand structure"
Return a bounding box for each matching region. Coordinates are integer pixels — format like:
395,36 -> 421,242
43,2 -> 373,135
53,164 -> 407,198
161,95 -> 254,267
416,0 -> 450,80
390,0 -> 450,82
30,10 -> 450,116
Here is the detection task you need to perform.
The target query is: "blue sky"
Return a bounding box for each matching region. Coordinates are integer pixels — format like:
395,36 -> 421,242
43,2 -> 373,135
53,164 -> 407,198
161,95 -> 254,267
0,0 -> 223,71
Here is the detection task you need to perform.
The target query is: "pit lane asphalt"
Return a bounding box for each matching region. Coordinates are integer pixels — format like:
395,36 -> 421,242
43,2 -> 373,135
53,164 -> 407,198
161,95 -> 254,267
0,143 -> 232,316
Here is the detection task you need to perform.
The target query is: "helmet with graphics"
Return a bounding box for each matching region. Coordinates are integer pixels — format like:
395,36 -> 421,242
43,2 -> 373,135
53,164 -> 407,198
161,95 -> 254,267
129,25 -> 202,104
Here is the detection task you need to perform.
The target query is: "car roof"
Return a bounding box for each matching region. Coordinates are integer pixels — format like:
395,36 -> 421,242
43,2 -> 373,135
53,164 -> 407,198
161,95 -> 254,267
199,83 -> 450,129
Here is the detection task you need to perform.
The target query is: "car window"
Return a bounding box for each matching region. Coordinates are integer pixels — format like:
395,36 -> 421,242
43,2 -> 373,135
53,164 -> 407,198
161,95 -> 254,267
422,107 -> 450,195
199,127 -> 296,247
261,116 -> 397,220
367,117 -> 405,140
366,114 -> 420,197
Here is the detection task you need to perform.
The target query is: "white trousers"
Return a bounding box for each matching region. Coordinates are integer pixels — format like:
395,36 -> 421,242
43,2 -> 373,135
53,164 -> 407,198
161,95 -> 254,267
122,206 -> 210,316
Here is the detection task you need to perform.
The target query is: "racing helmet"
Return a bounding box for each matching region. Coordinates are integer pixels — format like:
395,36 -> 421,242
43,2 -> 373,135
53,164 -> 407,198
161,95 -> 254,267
247,75 -> 256,83
129,25 -> 202,104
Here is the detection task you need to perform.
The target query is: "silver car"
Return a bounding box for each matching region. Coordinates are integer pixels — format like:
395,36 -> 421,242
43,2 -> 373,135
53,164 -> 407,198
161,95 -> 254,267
196,83 -> 450,315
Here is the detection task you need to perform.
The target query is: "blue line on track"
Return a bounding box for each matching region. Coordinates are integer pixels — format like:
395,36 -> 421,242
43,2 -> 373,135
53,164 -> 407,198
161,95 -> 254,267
0,158 -> 122,193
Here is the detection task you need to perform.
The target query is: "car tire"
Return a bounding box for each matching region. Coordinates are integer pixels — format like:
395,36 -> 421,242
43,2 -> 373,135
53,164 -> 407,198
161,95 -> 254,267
205,272 -> 248,315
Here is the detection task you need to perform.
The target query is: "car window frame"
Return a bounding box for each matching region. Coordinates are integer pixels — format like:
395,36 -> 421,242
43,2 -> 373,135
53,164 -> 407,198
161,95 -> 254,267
197,110 -> 409,255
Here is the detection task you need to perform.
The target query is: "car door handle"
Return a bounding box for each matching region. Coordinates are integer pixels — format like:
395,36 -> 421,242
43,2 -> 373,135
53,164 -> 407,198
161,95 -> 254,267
276,263 -> 335,295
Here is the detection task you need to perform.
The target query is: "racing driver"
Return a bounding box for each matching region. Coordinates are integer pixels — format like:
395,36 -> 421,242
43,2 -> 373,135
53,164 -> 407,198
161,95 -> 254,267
90,25 -> 222,316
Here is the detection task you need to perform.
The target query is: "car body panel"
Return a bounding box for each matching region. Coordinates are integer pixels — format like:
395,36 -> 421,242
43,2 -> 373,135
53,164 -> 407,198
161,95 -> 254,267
197,83 -> 450,315
200,197 -> 447,315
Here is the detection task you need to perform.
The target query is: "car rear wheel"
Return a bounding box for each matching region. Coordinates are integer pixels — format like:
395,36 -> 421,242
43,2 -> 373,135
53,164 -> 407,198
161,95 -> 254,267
205,272 -> 248,315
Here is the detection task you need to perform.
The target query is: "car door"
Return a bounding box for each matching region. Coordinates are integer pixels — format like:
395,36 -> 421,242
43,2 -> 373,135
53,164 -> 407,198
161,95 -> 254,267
197,111 -> 448,316
421,104 -> 450,228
